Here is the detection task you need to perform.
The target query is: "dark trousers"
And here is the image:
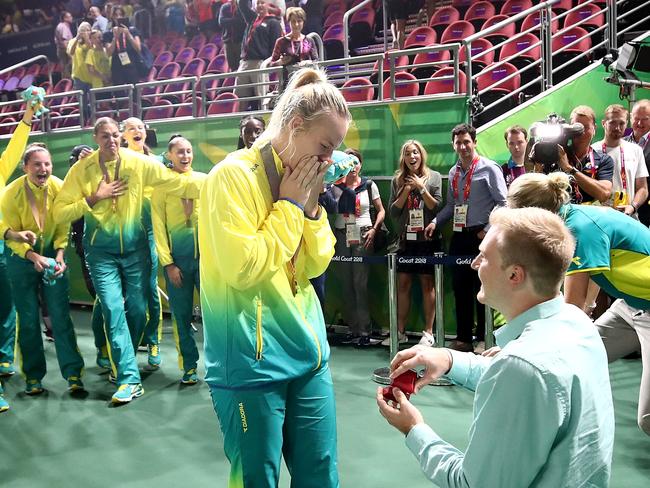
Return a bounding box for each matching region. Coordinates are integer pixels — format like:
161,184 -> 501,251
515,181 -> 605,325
450,229 -> 485,343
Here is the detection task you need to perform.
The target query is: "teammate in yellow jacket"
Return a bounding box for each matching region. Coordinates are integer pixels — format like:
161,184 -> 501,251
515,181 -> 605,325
151,136 -> 206,385
199,67 -> 350,487
53,117 -> 201,404
1,143 -> 84,395
0,103 -> 40,412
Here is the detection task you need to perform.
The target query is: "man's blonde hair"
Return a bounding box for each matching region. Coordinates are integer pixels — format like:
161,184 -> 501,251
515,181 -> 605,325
604,103 -> 628,119
490,207 -> 575,297
570,105 -> 596,126
507,172 -> 571,213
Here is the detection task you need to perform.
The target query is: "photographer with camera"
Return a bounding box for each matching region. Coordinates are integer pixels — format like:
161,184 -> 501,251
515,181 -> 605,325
625,99 -> 650,226
104,7 -> 143,86
593,104 -> 648,218
560,106 -> 614,204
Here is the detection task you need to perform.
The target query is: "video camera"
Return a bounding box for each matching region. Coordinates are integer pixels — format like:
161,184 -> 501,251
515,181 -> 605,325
527,113 -> 584,173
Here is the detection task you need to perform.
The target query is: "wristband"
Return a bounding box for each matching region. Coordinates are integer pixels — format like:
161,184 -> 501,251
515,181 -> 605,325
567,166 -> 577,175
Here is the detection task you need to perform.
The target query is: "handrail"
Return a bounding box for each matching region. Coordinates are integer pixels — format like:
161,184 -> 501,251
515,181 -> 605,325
342,0 -> 373,79
307,33 -> 325,62
0,55 -> 52,87
615,0 -> 650,39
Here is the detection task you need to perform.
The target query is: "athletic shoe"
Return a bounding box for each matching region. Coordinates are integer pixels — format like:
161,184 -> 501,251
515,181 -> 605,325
418,331 -> 435,347
108,372 -> 117,384
380,332 -> 408,347
67,376 -> 85,392
355,335 -> 371,348
147,344 -> 161,368
111,383 -> 144,404
181,369 -> 199,385
96,347 -> 111,370
340,333 -> 359,345
25,379 -> 44,395
0,362 -> 15,377
0,395 -> 8,413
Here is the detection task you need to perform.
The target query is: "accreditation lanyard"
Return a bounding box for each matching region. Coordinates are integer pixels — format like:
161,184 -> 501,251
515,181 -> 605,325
181,197 -> 194,228
98,154 -> 121,212
602,143 -> 626,192
452,155 -> 480,202
115,31 -> 127,51
24,179 -> 47,240
585,147 -> 598,179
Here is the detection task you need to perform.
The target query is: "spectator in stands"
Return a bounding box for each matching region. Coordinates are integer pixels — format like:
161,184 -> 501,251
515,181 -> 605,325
1,14 -> 19,33
235,0 -> 283,111
104,7 -> 143,85
295,0 -> 323,37
195,0 -> 218,36
237,114 -> 265,149
270,6 -> 318,89
218,0 -> 246,73
501,125 -> 528,188
387,0 -> 408,50
559,105 -> 613,205
593,104 -> 648,218
68,22 -> 94,121
86,28 -> 112,88
164,0 -> 186,34
385,140 -> 442,347
626,99 -> 650,226
329,148 -> 386,348
425,124 -> 508,353
184,0 -> 200,35
55,11 -> 74,78
63,0 -> 86,18
89,5 -> 109,32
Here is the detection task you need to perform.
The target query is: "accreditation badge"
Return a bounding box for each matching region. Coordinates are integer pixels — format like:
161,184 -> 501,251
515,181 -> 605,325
118,51 -> 131,65
407,208 -> 424,232
453,204 -> 468,232
345,214 -> 360,246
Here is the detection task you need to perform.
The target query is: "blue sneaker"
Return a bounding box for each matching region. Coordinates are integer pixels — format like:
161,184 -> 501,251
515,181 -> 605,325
147,344 -> 161,369
111,383 -> 144,404
0,394 -> 8,413
67,376 -> 85,392
96,347 -> 111,370
25,379 -> 44,395
181,369 -> 198,385
0,362 -> 15,377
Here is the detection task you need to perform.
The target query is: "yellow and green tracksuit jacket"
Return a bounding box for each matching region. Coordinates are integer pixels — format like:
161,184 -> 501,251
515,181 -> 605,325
1,175 -> 69,257
1,121 -> 31,240
151,170 -> 207,266
53,148 -> 200,254
198,140 -> 336,388
68,42 -> 92,84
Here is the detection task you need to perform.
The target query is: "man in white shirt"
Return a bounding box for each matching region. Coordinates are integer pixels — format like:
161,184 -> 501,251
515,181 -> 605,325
593,103 -> 649,218
54,11 -> 74,78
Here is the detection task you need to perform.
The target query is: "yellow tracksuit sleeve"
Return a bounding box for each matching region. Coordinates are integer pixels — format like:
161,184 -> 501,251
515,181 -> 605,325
300,210 -> 336,279
0,120 -> 31,188
204,159 -> 306,291
51,160 -> 93,225
150,186 -> 173,267
1,176 -> 68,258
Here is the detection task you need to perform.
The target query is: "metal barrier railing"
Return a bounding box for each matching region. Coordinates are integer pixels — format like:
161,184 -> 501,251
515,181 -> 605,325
134,76 -> 198,120
615,0 -> 650,40
316,53 -> 384,102
88,84 -> 134,125
44,90 -> 84,130
343,0 -> 373,71
0,98 -> 44,134
307,32 -> 325,62
0,54 -> 52,88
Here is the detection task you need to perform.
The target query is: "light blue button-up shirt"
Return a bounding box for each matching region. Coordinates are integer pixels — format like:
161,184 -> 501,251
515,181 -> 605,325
405,296 -> 615,487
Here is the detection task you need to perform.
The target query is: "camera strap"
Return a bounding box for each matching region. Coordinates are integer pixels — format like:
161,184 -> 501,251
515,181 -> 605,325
601,143 -> 627,192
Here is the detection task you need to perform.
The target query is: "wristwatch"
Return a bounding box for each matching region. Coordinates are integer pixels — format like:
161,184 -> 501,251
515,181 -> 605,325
566,166 -> 577,175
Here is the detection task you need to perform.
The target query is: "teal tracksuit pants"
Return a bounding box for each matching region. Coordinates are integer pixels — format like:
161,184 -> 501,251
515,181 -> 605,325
6,250 -> 84,382
140,222 -> 162,347
0,242 -> 16,365
85,245 -> 148,385
164,254 -> 199,373
209,365 -> 339,488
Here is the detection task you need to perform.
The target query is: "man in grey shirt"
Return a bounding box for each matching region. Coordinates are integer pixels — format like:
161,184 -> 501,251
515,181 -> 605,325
425,123 -> 507,353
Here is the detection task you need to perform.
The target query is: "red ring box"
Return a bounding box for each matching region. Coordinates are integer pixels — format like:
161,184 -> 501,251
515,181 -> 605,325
382,369 -> 418,403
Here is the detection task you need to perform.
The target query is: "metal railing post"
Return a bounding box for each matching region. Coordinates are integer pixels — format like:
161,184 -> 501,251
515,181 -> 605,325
543,3 -> 554,90
343,0 -> 372,80
609,0 -> 617,51
372,253 -> 398,384
431,254 -> 452,386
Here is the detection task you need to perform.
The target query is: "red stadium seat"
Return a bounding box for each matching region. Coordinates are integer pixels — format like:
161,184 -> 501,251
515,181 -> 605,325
459,38 -> 495,73
153,51 -> 174,69
404,27 -> 437,50
552,26 -> 592,83
207,92 -> 239,114
464,1 -> 496,31
475,61 -> 520,124
197,43 -> 220,62
500,0 -> 533,16
340,77 -> 374,103
156,62 -> 181,81
174,47 -> 196,67
424,67 -> 467,95
565,3 -> 605,33
144,100 -> 174,120
323,23 -> 345,60
411,48 -> 452,81
168,37 -> 188,54
430,6 -> 461,39
206,55 -> 229,74
441,20 -> 475,44
382,72 -> 419,99
481,15 -> 516,49
521,11 -> 559,35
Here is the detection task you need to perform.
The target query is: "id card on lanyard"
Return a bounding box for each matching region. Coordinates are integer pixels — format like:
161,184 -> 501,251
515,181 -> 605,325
602,143 -> 628,206
406,191 -> 423,239
116,32 -> 131,65
344,214 -> 361,246
451,156 -> 479,232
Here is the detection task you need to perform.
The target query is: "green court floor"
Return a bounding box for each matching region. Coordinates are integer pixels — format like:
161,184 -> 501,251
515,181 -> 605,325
1,307 -> 649,487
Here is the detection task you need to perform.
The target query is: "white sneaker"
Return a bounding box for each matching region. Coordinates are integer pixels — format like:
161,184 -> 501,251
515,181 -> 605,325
418,331 -> 435,347
380,332 -> 408,346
